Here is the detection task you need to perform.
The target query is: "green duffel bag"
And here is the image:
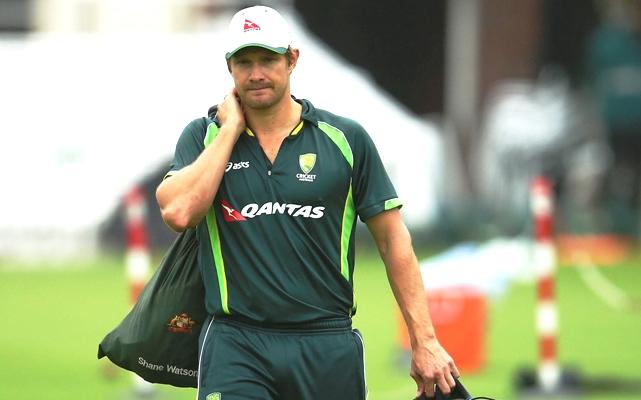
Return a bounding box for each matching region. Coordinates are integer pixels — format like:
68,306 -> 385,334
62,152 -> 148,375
98,228 -> 206,388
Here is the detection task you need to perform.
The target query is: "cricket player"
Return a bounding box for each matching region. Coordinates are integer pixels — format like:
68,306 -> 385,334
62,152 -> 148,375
156,5 -> 459,399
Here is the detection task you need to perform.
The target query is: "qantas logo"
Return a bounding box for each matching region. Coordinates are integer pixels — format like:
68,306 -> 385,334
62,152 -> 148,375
243,19 -> 260,32
221,200 -> 246,222
220,200 -> 325,222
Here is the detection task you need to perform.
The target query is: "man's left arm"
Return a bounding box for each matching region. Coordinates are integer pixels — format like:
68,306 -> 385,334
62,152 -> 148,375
366,209 -> 459,398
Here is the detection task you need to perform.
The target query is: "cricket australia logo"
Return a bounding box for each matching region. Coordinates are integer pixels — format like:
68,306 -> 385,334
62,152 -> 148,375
297,153 -> 317,182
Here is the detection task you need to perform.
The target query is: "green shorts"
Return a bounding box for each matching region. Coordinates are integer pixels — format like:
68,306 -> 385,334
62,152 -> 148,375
197,316 -> 367,400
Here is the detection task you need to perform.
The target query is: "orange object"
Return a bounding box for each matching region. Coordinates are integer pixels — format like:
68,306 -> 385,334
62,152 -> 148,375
397,287 -> 487,373
556,234 -> 631,266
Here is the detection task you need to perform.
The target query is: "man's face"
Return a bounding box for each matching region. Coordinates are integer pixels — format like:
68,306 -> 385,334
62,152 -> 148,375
229,47 -> 295,110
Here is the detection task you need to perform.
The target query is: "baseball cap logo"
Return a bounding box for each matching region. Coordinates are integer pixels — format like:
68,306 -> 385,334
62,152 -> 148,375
221,199 -> 246,222
243,19 -> 261,32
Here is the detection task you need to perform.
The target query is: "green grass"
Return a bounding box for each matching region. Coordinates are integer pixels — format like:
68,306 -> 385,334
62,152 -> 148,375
1,249 -> 640,399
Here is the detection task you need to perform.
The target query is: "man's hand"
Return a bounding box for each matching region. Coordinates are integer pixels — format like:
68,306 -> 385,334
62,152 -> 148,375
156,88 -> 247,231
216,88 -> 245,134
411,337 -> 460,398
365,210 -> 460,398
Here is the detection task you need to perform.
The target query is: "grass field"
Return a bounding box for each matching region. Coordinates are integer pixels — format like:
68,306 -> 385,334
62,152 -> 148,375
1,245 -> 640,400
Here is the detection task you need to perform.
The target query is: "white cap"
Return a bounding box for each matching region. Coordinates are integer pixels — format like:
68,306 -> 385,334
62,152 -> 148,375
225,6 -> 292,60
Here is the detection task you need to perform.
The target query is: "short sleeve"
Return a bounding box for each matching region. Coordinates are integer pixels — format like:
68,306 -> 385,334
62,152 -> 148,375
164,118 -> 209,179
350,124 -> 402,221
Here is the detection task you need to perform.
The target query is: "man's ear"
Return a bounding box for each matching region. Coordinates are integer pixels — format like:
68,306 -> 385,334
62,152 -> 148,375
288,48 -> 300,72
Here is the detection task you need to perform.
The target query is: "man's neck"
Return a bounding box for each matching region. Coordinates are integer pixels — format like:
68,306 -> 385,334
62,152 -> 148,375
244,95 -> 302,137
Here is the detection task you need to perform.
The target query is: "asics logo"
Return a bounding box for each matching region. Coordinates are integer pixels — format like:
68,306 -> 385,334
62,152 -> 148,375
225,161 -> 250,173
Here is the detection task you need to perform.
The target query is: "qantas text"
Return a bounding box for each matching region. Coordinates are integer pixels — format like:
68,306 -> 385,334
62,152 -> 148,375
240,202 -> 325,219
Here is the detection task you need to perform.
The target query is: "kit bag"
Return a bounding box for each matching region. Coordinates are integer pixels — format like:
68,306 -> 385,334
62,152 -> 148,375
98,228 -> 206,388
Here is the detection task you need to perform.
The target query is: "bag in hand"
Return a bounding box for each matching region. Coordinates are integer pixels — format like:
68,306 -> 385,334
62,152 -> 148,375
98,228 -> 206,388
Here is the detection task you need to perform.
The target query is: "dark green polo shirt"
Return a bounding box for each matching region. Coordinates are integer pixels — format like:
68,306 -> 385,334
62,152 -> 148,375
167,98 -> 401,324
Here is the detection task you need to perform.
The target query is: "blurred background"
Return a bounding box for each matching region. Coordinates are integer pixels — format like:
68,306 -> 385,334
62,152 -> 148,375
1,0 -> 641,399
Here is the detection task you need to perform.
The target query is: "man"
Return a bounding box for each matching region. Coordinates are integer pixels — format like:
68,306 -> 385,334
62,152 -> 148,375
156,5 -> 459,399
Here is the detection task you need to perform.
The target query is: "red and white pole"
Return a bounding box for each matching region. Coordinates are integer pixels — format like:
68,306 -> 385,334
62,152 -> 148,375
530,176 -> 561,392
124,185 -> 154,395
125,186 -> 151,304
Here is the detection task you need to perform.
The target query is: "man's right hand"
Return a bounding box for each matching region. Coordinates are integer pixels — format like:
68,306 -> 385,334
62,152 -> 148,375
216,88 -> 245,135
157,88 -> 247,232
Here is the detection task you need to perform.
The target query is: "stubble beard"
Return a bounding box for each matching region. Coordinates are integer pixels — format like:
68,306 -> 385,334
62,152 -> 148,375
239,84 -> 287,111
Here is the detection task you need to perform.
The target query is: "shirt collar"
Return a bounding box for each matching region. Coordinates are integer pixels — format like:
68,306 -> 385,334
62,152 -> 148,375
297,97 -> 319,125
245,120 -> 304,137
